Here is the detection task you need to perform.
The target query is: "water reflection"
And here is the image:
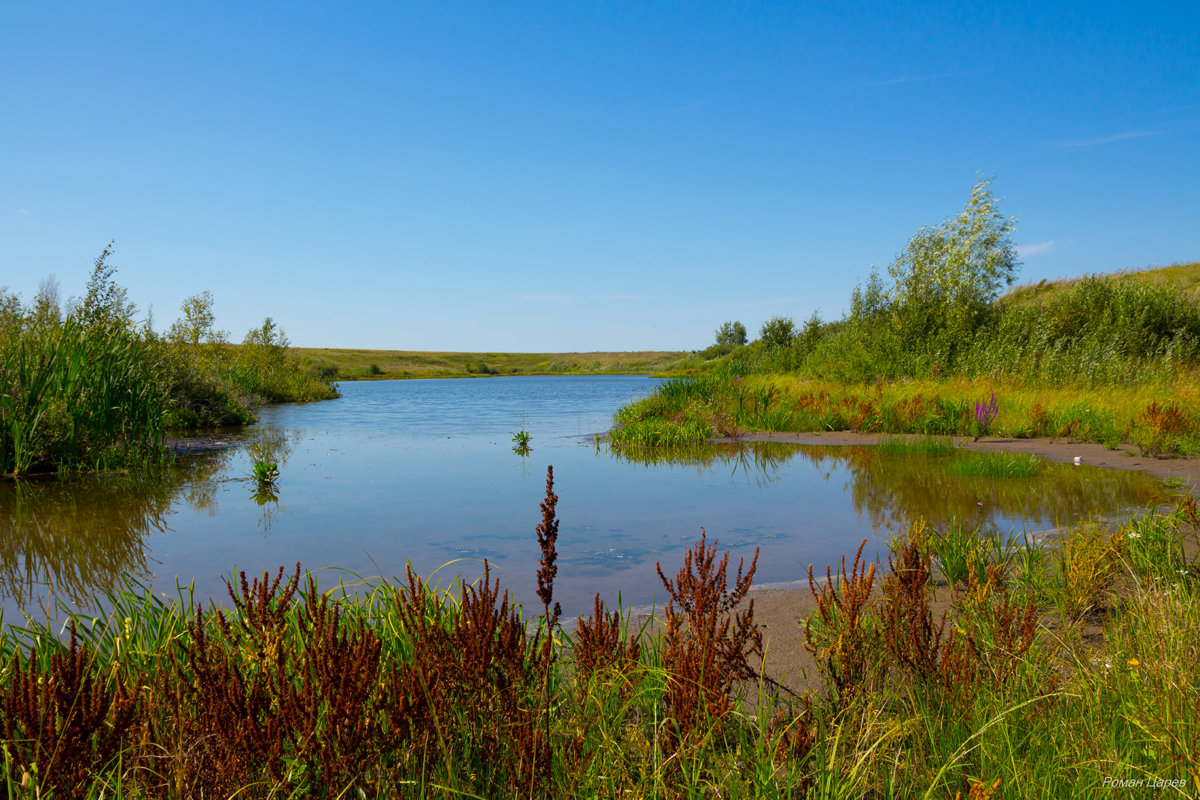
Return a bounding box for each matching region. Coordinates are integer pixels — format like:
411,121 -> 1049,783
610,441 -> 1169,532
0,397 -> 1172,622
245,434 -> 295,537
609,441 -> 795,487
0,450 -> 230,611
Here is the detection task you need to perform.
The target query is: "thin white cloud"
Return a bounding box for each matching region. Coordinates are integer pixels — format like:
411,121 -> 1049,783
1016,240 -> 1055,257
867,70 -> 984,87
1058,130 -> 1163,148
1148,103 -> 1200,116
15,209 -> 30,215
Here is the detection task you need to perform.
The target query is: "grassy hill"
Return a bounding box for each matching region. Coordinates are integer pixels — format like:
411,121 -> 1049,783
1002,261 -> 1200,307
286,347 -> 694,380
286,263 -> 1200,382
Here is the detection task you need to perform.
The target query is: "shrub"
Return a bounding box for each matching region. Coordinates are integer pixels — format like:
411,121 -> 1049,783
760,316 -> 797,350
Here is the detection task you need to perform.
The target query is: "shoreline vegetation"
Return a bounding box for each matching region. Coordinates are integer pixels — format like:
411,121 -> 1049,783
4,176 -> 1200,794
1,468 -> 1197,796
1,245 -> 339,478
608,182 -> 1200,458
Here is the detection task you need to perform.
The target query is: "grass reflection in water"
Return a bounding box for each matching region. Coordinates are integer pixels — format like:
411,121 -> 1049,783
0,450 -> 233,611
609,440 -> 1170,532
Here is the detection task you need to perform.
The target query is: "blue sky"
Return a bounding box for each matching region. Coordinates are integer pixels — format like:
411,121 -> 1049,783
3,1 -> 1197,351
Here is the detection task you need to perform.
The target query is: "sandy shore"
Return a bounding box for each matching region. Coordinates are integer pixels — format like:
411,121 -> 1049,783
704,433 -> 1200,694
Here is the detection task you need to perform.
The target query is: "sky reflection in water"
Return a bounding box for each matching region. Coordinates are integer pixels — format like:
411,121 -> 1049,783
0,376 -> 1169,623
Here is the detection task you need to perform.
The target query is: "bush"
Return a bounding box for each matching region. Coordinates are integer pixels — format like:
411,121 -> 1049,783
759,316 -> 796,350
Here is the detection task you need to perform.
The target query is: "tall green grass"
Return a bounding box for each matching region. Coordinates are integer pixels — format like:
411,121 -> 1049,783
877,435 -> 958,456
945,451 -> 1045,479
0,319 -> 164,476
1,255 -> 338,475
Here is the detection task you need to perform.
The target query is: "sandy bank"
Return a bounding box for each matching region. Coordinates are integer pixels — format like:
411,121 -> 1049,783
696,433 -> 1200,693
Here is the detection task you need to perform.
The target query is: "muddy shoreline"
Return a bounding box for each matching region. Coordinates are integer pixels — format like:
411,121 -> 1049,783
686,433 -> 1200,693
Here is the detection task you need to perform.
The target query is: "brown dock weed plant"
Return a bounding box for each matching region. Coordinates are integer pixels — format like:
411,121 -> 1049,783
1,621 -> 140,797
805,539 -> 877,709
656,528 -> 762,754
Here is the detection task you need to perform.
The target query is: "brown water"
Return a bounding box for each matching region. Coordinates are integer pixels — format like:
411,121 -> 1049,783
0,377 -> 1171,624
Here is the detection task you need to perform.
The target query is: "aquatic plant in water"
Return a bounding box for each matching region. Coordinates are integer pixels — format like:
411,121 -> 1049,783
512,414 -> 532,455
251,459 -> 279,487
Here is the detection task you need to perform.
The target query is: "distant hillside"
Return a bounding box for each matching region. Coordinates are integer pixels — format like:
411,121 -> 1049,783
1002,261 -> 1200,307
286,347 -> 693,380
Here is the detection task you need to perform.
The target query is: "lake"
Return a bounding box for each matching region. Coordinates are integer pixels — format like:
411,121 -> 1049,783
0,375 -> 1168,623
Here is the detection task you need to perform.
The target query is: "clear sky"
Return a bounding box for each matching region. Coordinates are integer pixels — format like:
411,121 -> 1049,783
3,1 -> 1197,352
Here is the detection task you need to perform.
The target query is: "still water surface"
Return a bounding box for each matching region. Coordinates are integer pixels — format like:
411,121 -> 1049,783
0,376 -> 1168,622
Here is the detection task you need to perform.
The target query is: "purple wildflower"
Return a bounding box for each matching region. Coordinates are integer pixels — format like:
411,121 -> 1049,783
974,390 -> 998,428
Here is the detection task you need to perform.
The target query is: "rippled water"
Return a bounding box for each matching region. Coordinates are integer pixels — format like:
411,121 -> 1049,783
0,376 -> 1170,623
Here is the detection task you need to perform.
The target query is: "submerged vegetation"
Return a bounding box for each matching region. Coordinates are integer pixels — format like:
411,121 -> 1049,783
0,246 -> 337,477
612,178 -> 1200,454
0,470 -> 1197,796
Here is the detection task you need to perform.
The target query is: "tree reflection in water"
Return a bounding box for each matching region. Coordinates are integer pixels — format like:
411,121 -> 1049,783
610,441 -> 1170,532
0,447 -> 237,612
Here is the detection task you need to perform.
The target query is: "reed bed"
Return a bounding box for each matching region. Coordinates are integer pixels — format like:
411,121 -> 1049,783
2,253 -> 338,476
1,469 -> 1197,797
0,318 -> 165,477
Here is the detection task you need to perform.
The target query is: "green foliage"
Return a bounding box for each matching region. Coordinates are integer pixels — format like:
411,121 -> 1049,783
167,290 -> 227,352
2,247 -> 338,472
927,517 -> 980,588
945,451 -> 1045,479
876,435 -> 958,456
759,315 -> 796,349
76,243 -> 137,332
608,417 -> 714,447
0,313 -> 164,476
251,459 -> 279,485
464,358 -> 498,375
812,177 -> 1019,380
703,181 -> 1200,388
240,316 -> 289,367
715,320 -> 747,347
888,177 -> 1017,338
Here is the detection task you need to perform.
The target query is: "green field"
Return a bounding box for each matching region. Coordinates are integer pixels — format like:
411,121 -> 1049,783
287,346 -> 693,380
